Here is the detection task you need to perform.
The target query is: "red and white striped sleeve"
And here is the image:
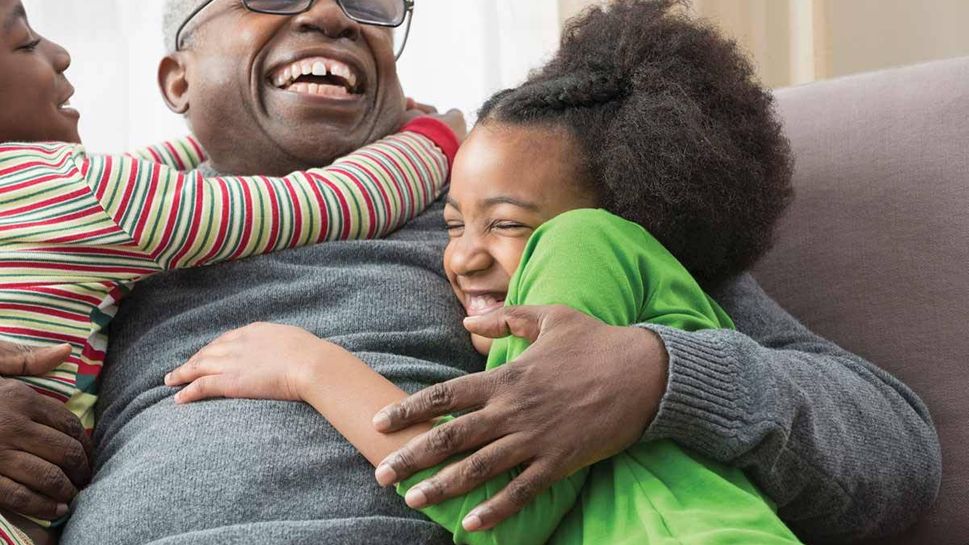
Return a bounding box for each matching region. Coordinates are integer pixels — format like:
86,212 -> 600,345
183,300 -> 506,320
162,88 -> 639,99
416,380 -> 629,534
82,117 -> 458,270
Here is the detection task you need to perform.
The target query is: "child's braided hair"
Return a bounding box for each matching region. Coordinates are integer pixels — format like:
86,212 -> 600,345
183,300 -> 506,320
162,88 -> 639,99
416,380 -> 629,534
478,0 -> 794,289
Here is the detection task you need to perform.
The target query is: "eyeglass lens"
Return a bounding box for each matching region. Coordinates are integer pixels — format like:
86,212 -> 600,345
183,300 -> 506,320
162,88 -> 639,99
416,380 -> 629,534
245,0 -> 406,26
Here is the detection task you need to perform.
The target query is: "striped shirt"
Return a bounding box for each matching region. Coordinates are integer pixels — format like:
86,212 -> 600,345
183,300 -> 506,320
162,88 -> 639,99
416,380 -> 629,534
0,117 -> 455,432
0,118 -> 455,543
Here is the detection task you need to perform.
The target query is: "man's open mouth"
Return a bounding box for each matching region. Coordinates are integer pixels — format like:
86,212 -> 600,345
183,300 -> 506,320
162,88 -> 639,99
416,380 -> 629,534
269,56 -> 363,99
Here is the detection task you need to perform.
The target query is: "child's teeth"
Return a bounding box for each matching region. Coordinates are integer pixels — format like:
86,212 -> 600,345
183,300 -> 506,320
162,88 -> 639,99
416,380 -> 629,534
469,295 -> 501,310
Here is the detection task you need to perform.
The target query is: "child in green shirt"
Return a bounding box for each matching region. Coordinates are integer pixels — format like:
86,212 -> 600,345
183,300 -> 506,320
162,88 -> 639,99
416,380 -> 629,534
167,0 -> 800,543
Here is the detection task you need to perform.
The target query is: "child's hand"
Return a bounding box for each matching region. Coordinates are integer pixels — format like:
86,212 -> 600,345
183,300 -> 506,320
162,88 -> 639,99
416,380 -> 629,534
165,323 -> 337,404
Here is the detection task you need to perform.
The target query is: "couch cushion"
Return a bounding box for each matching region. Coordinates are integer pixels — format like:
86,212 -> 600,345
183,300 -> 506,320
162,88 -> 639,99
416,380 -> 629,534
754,57 -> 969,544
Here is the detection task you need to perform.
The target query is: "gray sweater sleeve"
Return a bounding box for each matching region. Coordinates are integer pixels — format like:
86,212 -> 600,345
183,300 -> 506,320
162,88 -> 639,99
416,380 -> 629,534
639,273 -> 941,544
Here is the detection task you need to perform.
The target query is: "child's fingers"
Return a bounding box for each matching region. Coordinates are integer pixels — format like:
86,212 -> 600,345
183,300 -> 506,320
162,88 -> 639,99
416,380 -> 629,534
173,376 -> 228,404
212,326 -> 246,345
165,356 -> 222,386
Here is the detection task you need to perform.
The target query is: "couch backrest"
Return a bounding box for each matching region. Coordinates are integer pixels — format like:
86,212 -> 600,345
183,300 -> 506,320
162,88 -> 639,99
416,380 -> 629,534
755,57 -> 969,544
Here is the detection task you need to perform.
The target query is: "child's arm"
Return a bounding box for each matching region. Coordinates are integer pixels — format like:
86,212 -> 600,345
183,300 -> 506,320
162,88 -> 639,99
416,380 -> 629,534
0,117 -> 456,269
122,136 -> 207,171
87,116 -> 458,269
166,323 -> 432,465
165,324 -> 571,545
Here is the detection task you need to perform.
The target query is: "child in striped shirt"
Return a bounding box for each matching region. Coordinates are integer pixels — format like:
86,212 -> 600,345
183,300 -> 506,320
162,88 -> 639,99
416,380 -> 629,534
0,1 -> 458,542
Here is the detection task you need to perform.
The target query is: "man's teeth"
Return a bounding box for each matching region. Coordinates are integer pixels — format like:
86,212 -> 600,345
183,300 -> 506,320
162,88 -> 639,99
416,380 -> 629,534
59,100 -> 72,109
468,295 -> 503,311
286,82 -> 350,98
271,56 -> 359,93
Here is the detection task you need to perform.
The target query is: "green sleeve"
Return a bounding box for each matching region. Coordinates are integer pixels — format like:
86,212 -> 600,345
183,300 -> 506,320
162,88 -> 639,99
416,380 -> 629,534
399,208 -> 732,544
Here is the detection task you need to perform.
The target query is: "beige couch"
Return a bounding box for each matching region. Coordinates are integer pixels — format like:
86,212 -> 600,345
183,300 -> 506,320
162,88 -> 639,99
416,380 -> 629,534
755,57 -> 969,544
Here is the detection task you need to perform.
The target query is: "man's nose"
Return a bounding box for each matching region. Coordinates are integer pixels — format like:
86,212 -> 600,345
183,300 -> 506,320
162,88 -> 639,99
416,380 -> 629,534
292,0 -> 361,42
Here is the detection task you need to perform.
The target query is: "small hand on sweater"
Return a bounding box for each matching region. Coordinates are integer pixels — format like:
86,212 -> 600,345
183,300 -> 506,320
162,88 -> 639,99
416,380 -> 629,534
166,323 -> 343,404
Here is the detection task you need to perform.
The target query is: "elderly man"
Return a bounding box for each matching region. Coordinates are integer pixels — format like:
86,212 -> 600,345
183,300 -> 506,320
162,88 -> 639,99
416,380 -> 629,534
0,1 -> 939,544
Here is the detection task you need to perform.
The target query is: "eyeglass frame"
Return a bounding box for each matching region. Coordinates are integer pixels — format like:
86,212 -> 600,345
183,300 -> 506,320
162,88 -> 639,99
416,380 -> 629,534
174,0 -> 415,59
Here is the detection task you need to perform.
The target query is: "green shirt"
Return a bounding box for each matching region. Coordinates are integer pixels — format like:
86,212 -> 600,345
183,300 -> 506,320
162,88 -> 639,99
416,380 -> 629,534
400,208 -> 800,544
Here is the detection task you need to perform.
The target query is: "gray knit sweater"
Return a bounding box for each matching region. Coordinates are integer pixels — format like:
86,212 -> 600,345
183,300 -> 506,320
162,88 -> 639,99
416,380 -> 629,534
60,198 -> 939,545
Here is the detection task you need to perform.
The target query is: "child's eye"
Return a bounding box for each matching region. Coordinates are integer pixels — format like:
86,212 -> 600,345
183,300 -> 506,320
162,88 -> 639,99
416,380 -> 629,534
18,38 -> 41,52
445,222 -> 465,237
492,221 -> 528,232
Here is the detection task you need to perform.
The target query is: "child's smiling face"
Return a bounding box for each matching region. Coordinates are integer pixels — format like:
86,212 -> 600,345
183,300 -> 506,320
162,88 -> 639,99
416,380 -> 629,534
0,0 -> 79,143
444,122 -> 597,354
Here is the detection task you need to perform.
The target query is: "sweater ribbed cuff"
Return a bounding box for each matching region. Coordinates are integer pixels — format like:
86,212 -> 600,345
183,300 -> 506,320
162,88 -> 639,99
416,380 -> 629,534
639,324 -> 750,458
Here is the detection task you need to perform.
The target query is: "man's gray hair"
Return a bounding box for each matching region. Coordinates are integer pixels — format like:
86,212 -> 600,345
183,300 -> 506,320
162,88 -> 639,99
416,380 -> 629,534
163,0 -> 211,52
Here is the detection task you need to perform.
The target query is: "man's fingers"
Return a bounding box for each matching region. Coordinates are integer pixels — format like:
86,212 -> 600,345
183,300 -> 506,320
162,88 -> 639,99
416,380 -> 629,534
373,373 -> 494,433
463,305 -> 549,342
0,451 -> 77,504
29,393 -> 90,454
375,412 -> 502,487
18,421 -> 91,488
461,460 -> 557,532
0,344 -> 72,377
173,376 -> 229,404
0,474 -> 68,520
403,435 -> 529,509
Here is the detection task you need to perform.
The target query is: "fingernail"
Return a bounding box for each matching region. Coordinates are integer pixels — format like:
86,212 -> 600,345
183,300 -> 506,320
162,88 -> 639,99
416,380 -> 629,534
375,463 -> 397,487
462,511 -> 483,532
405,485 -> 428,508
372,411 -> 390,431
164,373 -> 172,385
55,503 -> 69,517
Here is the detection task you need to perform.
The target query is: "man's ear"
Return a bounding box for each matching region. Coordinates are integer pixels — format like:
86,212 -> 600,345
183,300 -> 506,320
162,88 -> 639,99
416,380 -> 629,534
158,53 -> 190,114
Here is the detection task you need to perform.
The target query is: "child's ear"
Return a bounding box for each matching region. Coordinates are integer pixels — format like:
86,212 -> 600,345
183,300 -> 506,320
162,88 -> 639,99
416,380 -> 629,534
158,53 -> 190,114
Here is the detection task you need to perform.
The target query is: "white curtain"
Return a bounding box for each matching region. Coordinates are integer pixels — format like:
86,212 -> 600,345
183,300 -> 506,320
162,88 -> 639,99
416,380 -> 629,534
22,0 -> 564,154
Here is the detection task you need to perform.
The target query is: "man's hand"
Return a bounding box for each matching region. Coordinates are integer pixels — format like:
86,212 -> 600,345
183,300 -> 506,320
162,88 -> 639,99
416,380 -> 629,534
371,305 -> 669,531
0,343 -> 72,377
0,342 -> 91,520
402,99 -> 468,143
1,508 -> 60,545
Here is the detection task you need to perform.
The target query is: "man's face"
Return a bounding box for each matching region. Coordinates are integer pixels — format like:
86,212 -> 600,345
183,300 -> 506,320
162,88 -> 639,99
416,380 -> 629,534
164,0 -> 405,175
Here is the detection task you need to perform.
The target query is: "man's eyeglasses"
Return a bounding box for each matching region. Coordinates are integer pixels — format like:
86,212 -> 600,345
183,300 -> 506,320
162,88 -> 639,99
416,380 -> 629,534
175,0 -> 415,58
